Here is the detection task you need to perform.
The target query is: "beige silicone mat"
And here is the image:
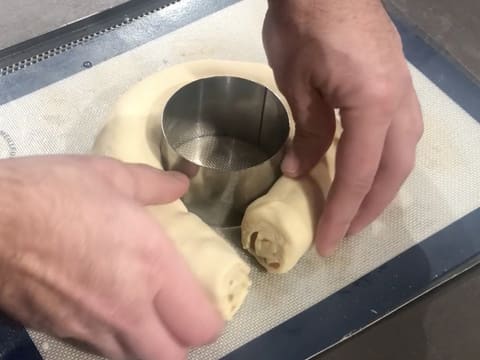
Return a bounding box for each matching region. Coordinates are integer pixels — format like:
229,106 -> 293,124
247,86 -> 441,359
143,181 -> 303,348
0,0 -> 479,359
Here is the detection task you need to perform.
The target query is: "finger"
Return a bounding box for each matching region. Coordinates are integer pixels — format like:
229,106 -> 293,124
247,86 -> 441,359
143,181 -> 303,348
315,107 -> 391,256
274,69 -> 336,177
153,242 -> 223,347
78,332 -> 128,360
89,157 -> 189,205
122,164 -> 189,205
121,318 -> 187,360
348,93 -> 423,234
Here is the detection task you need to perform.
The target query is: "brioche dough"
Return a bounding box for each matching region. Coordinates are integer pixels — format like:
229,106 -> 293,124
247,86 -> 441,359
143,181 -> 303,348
241,132 -> 339,273
92,60 -> 288,319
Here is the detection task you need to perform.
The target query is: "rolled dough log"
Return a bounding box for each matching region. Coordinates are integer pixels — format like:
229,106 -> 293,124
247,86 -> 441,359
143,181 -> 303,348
92,60 -> 286,319
241,131 -> 339,274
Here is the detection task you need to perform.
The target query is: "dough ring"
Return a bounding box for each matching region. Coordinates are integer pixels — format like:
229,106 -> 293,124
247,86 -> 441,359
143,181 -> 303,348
91,59 -> 286,319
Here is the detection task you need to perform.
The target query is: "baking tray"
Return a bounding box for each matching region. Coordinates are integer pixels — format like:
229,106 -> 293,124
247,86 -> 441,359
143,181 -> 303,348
0,1 -> 479,359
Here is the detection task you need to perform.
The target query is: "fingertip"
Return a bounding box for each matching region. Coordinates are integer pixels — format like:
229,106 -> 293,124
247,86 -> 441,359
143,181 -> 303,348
346,224 -> 363,237
201,311 -> 224,345
193,296 -> 225,345
347,210 -> 375,236
166,170 -> 189,183
183,294 -> 224,346
314,219 -> 341,257
315,239 -> 337,258
127,166 -> 190,205
281,152 -> 300,177
151,170 -> 190,204
165,171 -> 190,191
153,257 -> 224,348
123,320 -> 188,360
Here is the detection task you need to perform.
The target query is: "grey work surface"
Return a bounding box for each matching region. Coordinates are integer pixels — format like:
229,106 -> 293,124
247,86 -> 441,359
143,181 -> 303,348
0,0 -> 128,50
387,0 -> 480,84
1,1 -> 479,359
318,265 -> 480,360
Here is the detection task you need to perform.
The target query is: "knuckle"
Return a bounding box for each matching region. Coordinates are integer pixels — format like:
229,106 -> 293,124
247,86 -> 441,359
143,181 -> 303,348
89,155 -> 120,172
361,68 -> 413,114
139,246 -> 166,285
380,153 -> 415,182
362,78 -> 400,113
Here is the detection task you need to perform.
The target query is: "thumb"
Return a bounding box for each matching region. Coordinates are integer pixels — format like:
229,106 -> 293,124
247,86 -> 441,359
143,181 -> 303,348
90,157 -> 189,205
280,84 -> 336,177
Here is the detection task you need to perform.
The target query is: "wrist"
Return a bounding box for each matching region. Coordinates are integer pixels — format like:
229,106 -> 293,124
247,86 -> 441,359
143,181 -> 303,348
0,166 -> 20,300
0,168 -> 19,239
267,0 -> 386,26
0,163 -> 27,279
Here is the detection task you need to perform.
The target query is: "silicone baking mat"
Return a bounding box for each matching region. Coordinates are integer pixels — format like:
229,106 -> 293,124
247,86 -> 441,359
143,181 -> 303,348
0,1 -> 479,359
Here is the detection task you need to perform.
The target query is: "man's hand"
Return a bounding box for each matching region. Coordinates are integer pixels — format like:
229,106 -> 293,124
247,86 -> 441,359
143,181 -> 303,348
264,0 -> 423,255
0,156 -> 222,360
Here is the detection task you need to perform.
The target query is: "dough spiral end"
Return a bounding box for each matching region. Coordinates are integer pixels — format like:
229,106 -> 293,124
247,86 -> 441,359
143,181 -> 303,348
241,145 -> 336,273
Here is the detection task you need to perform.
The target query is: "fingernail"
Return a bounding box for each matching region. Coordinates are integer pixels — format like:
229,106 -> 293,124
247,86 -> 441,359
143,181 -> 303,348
346,228 -> 358,237
347,222 -> 363,236
281,153 -> 299,176
316,242 -> 337,257
168,171 -> 189,183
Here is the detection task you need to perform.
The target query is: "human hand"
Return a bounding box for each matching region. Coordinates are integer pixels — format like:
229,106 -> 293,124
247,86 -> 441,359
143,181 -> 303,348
263,0 -> 423,255
0,155 -> 222,360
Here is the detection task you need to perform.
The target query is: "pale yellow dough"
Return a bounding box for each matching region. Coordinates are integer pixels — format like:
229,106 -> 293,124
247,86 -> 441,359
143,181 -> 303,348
91,60 -> 287,320
241,131 -> 339,274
